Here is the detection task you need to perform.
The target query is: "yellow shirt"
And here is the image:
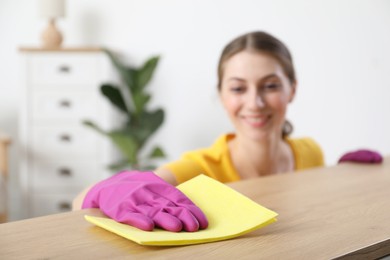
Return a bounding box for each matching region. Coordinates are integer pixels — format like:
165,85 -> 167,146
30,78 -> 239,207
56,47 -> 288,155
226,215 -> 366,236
164,134 -> 324,184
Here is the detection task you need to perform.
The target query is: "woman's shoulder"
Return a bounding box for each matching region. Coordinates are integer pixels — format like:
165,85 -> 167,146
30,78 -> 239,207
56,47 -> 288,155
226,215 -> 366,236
162,134 -> 235,184
286,136 -> 325,169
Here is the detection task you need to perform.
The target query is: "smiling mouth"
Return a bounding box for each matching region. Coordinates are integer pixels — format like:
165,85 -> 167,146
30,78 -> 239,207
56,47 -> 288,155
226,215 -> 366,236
242,115 -> 270,127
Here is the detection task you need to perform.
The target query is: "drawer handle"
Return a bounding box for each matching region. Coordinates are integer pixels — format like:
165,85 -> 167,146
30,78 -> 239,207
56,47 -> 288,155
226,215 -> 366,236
58,168 -> 72,177
58,65 -> 71,73
58,202 -> 71,211
59,100 -> 71,108
59,134 -> 72,142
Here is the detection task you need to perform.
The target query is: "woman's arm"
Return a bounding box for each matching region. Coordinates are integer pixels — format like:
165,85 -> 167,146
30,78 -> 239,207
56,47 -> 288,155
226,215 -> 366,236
154,166 -> 178,186
71,167 -> 177,210
72,183 -> 95,210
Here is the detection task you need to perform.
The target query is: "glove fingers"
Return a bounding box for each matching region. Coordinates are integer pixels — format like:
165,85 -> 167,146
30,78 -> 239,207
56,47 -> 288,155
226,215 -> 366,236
164,207 -> 201,232
153,196 -> 208,230
183,204 -> 209,230
113,211 -> 154,231
162,189 -> 209,230
136,204 -> 183,232
152,210 -> 183,232
173,199 -> 208,230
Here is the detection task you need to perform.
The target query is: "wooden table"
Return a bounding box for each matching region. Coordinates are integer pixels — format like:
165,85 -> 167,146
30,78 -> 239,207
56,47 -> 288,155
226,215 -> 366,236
1,157 -> 390,259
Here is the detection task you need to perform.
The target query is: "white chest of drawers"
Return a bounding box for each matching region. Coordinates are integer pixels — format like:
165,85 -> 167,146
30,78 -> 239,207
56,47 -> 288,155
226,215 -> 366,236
19,48 -> 113,218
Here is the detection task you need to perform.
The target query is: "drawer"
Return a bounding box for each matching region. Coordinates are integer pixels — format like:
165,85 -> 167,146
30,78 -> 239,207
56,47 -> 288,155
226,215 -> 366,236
31,91 -> 102,122
30,192 -> 77,217
31,160 -> 103,189
29,53 -> 101,88
31,125 -> 102,160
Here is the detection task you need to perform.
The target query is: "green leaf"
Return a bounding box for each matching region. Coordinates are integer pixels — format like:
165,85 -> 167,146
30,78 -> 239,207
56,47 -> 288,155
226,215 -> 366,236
133,92 -> 151,115
147,146 -> 166,159
140,164 -> 156,171
104,48 -> 135,92
125,67 -> 138,94
101,84 -> 129,114
82,120 -> 107,135
137,56 -> 159,91
129,109 -> 165,146
108,131 -> 139,165
140,109 -> 165,133
108,159 -> 131,172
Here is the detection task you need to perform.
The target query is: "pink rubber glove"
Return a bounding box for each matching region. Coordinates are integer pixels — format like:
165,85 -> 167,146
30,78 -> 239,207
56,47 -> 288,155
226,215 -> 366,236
82,171 -> 208,232
338,149 -> 383,164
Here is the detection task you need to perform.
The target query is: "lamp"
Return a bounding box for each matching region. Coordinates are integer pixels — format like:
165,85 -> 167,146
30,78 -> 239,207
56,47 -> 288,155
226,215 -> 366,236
38,0 -> 65,48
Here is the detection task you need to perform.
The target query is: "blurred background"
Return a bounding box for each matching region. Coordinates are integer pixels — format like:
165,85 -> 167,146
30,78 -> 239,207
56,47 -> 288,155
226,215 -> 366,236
0,0 -> 389,221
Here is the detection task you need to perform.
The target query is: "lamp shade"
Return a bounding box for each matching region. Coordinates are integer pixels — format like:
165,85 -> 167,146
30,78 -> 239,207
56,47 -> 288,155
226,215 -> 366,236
38,0 -> 65,18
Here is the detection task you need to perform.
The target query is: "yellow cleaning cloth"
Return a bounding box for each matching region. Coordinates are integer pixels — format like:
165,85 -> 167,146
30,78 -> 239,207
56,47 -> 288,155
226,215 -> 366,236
85,174 -> 278,246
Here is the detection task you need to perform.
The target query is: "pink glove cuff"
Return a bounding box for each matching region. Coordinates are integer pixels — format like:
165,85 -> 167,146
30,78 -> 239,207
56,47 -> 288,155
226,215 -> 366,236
82,170 -> 151,209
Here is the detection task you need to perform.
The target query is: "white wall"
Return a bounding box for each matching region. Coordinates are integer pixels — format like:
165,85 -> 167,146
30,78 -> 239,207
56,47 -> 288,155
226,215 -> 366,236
1,0 -> 390,218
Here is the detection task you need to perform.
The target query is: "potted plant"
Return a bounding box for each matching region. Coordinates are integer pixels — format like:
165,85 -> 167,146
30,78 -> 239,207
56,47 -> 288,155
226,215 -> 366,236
83,49 -> 166,171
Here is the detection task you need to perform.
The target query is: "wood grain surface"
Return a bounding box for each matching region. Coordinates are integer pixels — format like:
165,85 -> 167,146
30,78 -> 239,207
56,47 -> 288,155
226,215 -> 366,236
1,157 -> 389,259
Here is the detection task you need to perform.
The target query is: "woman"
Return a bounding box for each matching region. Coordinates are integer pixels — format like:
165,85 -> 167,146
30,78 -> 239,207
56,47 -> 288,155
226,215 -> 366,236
156,31 -> 323,185
74,31 -> 324,232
